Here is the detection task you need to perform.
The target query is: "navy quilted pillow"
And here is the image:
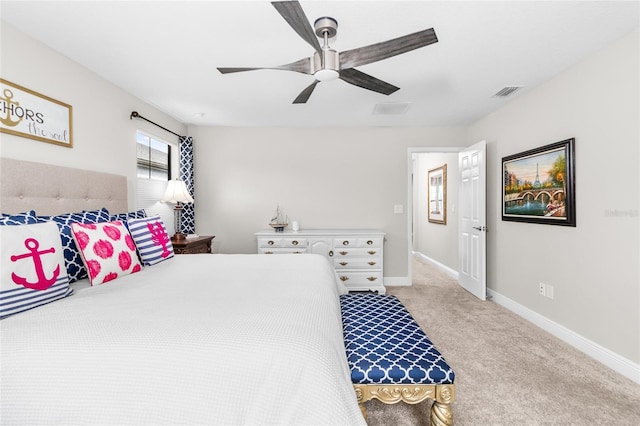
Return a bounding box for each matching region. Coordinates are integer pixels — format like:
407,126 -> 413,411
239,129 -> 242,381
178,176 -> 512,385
0,210 -> 39,226
109,209 -> 147,222
37,208 -> 111,283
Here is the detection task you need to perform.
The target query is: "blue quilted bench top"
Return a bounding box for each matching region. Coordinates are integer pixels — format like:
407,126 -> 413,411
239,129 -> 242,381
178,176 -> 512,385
340,293 -> 455,385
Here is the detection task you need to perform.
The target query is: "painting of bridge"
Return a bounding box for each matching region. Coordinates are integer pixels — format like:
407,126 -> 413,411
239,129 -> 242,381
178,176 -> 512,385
502,138 -> 576,226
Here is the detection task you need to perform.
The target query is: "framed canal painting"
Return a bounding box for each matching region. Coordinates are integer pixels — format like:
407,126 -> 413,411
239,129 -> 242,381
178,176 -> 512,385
502,138 -> 575,226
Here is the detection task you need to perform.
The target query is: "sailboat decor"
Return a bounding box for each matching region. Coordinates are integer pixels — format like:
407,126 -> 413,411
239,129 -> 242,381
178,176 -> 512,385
269,204 -> 289,232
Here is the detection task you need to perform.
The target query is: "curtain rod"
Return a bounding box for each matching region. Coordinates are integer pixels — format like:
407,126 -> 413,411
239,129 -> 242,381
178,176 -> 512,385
130,111 -> 181,138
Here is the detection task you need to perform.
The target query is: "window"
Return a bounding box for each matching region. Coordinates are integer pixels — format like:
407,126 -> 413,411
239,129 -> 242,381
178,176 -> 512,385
136,130 -> 175,234
136,131 -> 171,180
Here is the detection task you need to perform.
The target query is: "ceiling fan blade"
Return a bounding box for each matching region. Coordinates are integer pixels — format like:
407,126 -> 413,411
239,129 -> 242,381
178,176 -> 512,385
293,80 -> 319,104
339,68 -> 399,95
339,28 -> 438,69
217,67 -> 265,74
272,1 -> 322,55
218,57 -> 312,75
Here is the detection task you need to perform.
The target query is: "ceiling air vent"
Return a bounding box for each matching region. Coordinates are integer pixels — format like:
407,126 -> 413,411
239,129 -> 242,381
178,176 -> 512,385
372,102 -> 412,115
492,86 -> 522,98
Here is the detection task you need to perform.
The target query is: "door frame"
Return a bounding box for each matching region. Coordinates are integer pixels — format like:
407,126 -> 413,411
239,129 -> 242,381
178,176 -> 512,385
406,147 -> 464,283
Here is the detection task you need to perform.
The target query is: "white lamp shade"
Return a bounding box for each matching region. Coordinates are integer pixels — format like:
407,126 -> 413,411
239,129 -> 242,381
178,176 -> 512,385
161,179 -> 193,204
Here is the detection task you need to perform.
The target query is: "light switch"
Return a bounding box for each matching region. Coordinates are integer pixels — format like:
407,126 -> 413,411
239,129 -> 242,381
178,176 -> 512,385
394,205 -> 404,214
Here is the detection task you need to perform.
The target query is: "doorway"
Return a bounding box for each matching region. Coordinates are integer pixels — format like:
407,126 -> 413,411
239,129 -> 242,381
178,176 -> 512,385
407,148 -> 461,283
406,144 -> 487,300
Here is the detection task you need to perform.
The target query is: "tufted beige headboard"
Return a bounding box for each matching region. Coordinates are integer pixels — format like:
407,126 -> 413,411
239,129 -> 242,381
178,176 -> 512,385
1,157 -> 128,216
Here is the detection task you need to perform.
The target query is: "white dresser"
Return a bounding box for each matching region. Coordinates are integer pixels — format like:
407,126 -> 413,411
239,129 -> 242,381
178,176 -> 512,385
255,229 -> 385,294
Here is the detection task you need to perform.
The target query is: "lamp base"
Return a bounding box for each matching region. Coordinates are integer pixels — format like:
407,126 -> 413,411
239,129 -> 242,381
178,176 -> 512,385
172,232 -> 187,241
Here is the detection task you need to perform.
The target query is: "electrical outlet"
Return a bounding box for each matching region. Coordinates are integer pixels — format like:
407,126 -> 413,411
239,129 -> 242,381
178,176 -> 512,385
546,284 -> 554,300
539,282 -> 546,297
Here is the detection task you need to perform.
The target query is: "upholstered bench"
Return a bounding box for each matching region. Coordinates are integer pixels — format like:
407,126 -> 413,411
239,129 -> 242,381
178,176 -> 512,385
340,293 -> 456,426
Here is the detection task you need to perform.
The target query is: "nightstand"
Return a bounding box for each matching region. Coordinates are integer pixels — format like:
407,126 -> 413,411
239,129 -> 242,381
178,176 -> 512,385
171,235 -> 215,254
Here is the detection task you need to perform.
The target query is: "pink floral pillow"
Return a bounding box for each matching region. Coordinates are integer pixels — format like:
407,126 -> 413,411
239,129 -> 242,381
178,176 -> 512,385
71,221 -> 142,286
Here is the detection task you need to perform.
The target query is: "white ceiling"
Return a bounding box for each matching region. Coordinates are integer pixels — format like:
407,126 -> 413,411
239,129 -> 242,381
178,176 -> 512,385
1,1 -> 638,127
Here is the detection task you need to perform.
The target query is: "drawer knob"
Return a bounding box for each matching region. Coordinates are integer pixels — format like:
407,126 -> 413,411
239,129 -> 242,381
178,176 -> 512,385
367,276 -> 378,281
339,251 -> 348,255
292,240 -> 299,245
329,250 -> 334,257
339,276 -> 350,282
265,251 -> 273,254
368,261 -> 376,266
339,262 -> 348,266
342,241 -> 349,246
367,240 -> 373,245
268,240 -> 274,246
368,251 -> 377,255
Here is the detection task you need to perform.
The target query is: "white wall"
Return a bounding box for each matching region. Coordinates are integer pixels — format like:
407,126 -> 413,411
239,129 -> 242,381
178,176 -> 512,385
187,126 -> 466,279
468,30 -> 639,364
412,152 -> 459,270
0,22 -> 186,211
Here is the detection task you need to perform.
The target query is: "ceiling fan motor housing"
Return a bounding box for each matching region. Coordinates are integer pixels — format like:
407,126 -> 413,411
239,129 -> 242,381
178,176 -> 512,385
312,49 -> 339,75
314,16 -> 338,38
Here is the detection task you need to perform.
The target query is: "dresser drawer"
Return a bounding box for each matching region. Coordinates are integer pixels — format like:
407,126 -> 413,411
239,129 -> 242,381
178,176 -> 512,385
333,258 -> 381,270
259,247 -> 307,254
333,237 -> 382,248
256,230 -> 385,293
332,248 -> 381,258
257,237 -> 307,248
335,271 -> 383,286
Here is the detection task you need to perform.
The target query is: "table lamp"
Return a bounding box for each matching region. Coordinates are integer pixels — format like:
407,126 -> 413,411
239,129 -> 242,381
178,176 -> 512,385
161,178 -> 193,240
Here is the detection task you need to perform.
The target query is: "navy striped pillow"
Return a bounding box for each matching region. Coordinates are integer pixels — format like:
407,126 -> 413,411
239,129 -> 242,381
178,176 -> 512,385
127,216 -> 174,266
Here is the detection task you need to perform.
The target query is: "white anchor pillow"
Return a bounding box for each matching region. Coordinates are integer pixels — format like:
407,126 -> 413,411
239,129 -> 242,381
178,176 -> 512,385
0,221 -> 73,319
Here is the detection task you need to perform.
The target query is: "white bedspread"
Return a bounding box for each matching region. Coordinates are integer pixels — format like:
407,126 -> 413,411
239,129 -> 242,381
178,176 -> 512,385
0,254 -> 365,425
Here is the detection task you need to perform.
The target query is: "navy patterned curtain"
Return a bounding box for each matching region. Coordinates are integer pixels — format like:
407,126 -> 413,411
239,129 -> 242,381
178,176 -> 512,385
178,136 -> 195,234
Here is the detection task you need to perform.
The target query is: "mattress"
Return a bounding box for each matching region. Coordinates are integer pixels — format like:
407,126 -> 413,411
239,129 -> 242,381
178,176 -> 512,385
0,253 -> 365,425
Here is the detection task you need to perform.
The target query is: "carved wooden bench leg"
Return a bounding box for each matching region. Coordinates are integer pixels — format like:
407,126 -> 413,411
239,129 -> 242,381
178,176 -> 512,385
354,386 -> 367,420
354,384 -> 455,425
430,385 -> 455,426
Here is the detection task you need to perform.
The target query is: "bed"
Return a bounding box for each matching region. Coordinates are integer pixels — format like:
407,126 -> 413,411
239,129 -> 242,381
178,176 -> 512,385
0,158 -> 366,425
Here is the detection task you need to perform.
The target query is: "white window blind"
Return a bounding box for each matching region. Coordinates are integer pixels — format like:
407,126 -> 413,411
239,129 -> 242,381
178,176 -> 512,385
135,130 -> 176,235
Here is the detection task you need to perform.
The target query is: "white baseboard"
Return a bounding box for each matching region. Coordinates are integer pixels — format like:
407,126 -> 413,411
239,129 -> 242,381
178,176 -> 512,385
488,288 -> 640,385
413,252 -> 459,280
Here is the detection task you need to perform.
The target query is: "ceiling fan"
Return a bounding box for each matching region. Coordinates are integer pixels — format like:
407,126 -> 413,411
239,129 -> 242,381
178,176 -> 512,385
217,0 -> 438,104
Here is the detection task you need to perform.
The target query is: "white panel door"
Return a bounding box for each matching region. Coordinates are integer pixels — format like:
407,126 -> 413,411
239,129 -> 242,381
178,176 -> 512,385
458,140 -> 487,300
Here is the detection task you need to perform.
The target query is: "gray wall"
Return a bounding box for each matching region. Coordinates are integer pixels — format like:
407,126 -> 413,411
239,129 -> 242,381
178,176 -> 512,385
468,30 -> 639,363
189,127 -> 466,281
412,152 -> 459,270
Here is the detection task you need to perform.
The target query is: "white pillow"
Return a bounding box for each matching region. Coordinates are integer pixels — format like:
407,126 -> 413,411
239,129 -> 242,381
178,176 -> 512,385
71,221 -> 142,286
0,222 -> 73,318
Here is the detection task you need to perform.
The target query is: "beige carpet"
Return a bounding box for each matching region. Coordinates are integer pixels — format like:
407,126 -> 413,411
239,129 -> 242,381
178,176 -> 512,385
364,258 -> 640,425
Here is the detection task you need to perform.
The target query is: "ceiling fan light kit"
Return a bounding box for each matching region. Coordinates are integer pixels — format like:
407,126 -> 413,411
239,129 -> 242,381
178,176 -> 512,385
218,0 -> 438,104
